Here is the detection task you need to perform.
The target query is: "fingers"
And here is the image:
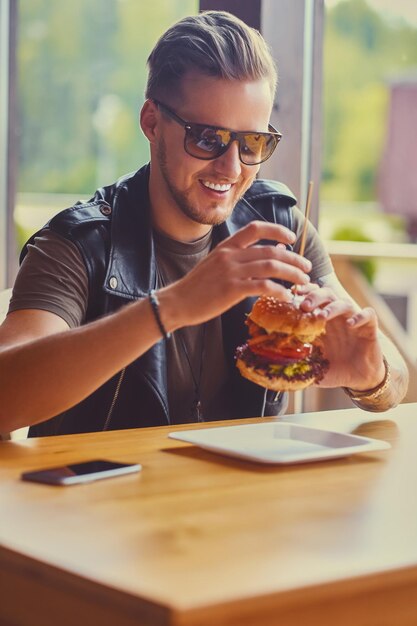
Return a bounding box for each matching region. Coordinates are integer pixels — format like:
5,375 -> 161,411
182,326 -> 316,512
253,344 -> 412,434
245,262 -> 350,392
298,286 -> 339,314
346,306 -> 379,328
319,298 -> 356,321
300,286 -> 378,331
233,259 -> 311,287
210,240 -> 312,290
237,245 -> 312,274
243,279 -> 295,301
292,283 -> 319,295
220,220 -> 297,250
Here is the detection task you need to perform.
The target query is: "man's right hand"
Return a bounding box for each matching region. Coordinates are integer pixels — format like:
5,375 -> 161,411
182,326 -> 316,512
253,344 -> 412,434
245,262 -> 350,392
158,221 -> 312,330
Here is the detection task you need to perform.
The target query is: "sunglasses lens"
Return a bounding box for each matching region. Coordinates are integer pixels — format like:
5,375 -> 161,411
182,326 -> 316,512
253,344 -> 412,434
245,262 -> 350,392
240,133 -> 278,165
185,126 -> 231,159
184,123 -> 280,164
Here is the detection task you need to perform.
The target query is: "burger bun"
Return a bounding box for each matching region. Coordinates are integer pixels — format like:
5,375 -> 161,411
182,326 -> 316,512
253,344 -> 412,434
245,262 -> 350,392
236,357 -> 317,392
249,295 -> 326,342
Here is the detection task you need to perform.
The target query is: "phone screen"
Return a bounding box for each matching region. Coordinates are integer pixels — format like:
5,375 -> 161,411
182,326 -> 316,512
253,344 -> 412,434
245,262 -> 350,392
21,459 -> 142,485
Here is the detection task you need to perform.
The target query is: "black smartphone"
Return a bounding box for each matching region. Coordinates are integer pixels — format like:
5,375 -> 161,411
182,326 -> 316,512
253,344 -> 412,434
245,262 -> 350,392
21,459 -> 142,486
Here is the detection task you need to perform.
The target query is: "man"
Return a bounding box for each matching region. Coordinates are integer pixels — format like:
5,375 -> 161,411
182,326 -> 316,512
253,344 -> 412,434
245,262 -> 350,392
0,11 -> 408,436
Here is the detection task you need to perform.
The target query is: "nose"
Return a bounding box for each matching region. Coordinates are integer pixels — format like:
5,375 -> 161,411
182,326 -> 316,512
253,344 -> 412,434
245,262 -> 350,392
212,140 -> 242,180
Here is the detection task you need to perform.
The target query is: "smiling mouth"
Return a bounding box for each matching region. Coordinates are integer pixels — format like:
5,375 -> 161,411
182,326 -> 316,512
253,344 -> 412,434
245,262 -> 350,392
201,180 -> 233,192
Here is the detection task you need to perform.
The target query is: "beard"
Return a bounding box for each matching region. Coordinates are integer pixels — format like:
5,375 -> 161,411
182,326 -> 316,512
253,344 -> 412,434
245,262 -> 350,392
156,137 -> 251,226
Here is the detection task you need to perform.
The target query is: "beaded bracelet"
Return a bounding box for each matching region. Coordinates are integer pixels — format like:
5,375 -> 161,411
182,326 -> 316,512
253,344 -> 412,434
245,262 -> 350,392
149,289 -> 171,340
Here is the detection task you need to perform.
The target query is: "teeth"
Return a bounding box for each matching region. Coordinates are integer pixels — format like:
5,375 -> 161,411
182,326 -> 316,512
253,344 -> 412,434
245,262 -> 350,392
202,181 -> 232,192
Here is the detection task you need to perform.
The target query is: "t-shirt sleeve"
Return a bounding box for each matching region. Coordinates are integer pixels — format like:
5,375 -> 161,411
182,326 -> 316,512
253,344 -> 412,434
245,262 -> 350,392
8,229 -> 88,328
291,205 -> 334,283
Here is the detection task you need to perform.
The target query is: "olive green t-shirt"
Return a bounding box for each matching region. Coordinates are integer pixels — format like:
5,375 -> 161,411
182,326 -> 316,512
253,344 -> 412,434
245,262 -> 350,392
153,228 -> 234,424
8,206 -> 333,423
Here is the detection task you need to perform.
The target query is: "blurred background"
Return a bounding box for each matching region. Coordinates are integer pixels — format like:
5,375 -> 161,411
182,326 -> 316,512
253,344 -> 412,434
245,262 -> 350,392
11,0 -> 417,241
1,0 -> 417,411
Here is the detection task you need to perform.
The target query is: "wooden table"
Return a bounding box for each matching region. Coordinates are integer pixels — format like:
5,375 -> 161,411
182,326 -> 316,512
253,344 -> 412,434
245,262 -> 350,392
1,404 -> 417,626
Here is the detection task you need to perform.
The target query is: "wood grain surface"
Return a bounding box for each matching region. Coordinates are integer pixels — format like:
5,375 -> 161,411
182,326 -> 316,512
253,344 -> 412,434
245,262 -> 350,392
1,405 -> 417,625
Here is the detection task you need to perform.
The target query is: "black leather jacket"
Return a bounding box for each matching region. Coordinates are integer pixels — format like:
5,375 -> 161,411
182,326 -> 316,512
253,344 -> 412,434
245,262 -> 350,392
24,165 -> 296,436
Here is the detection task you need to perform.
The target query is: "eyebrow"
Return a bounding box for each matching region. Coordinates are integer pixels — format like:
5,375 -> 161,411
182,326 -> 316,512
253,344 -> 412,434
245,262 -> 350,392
153,99 -> 280,135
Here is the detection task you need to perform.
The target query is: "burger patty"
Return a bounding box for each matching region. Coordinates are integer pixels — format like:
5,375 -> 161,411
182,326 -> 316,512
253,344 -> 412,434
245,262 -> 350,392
235,343 -> 329,383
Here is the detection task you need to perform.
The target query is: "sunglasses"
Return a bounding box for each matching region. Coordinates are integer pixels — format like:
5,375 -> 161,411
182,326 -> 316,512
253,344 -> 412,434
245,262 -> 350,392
153,99 -> 282,166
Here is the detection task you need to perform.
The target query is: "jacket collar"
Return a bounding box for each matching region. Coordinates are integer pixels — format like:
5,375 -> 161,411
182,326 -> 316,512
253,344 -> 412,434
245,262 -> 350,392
103,164 -> 273,300
103,164 -> 156,299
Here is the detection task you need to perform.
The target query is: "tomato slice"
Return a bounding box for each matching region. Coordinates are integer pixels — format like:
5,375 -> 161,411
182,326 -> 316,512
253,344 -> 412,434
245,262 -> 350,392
250,343 -> 312,362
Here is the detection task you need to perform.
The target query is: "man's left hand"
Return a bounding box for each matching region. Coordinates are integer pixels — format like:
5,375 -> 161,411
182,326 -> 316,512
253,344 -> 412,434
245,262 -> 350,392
297,285 -> 386,391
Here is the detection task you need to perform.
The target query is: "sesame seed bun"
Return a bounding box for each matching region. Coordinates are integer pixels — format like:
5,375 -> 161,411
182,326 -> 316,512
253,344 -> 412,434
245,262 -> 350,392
248,295 -> 326,342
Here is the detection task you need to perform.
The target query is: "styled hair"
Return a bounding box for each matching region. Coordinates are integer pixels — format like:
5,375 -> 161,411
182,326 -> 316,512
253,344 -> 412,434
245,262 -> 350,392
145,11 -> 277,101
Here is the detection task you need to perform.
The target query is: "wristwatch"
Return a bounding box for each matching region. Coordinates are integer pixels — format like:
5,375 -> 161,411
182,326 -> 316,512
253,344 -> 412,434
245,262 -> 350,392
343,357 -> 391,403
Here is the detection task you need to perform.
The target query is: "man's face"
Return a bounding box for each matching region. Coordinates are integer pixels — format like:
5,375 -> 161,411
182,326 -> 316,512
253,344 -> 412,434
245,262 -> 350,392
151,74 -> 274,230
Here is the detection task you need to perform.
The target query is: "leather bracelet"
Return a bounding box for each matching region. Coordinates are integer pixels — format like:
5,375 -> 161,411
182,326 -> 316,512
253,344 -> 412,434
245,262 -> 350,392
149,289 -> 171,340
343,357 -> 390,402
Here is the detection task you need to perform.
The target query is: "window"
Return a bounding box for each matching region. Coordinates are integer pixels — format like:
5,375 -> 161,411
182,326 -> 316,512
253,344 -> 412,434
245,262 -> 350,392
319,0 -> 417,404
15,0 -> 197,250
321,0 -> 417,248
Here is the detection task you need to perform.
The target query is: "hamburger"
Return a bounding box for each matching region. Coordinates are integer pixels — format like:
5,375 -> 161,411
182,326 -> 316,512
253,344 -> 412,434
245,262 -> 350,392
235,295 -> 329,391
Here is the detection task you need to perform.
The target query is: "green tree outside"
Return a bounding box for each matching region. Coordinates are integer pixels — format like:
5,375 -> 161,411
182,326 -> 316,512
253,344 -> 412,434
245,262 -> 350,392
323,0 -> 417,202
17,1 -> 417,217
17,0 -> 198,195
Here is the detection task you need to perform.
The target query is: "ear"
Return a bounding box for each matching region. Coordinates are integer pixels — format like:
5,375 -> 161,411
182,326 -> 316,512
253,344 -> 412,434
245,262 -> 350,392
140,99 -> 159,143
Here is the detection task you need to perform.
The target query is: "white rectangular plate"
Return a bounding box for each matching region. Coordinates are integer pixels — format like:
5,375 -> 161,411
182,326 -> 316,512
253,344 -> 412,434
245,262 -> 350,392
168,422 -> 391,464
